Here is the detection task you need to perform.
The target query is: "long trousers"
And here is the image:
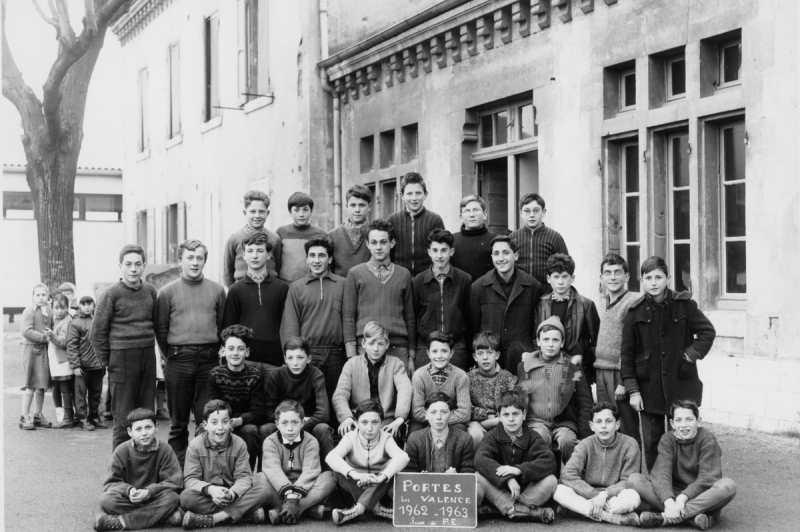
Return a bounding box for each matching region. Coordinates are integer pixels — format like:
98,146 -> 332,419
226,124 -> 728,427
108,347 -> 157,451
553,484 -> 641,517
595,369 -> 640,443
628,473 -> 737,519
334,472 -> 393,509
100,490 -> 180,530
262,471 -> 335,512
528,421 -> 579,463
476,473 -> 557,515
639,411 -> 668,472
310,346 -> 347,426
179,472 -> 270,522
75,368 -> 105,421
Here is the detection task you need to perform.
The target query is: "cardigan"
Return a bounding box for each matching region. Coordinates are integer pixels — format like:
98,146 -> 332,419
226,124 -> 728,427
509,223 -> 569,286
559,433 -> 641,499
474,424 -> 556,489
412,265 -> 472,345
103,440 -> 183,497
411,364 -> 472,424
325,430 -> 409,478
276,224 -> 327,283
387,207 -> 445,277
451,224 -> 500,281
223,225 -> 282,287
155,275 -> 226,353
332,354 -> 412,422
594,291 -> 640,371
328,224 -> 371,277
264,365 -> 329,429
184,433 -> 253,499
405,427 -> 476,473
262,431 -> 322,497
280,272 -> 345,348
90,281 -> 158,366
651,428 -> 724,503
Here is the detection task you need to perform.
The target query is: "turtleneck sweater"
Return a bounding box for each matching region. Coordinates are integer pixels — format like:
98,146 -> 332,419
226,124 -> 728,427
264,364 -> 329,431
652,427 -> 724,502
451,224 -> 499,281
155,275 -> 226,353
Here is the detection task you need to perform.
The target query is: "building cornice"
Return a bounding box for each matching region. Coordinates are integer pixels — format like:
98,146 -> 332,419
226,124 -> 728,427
111,0 -> 174,46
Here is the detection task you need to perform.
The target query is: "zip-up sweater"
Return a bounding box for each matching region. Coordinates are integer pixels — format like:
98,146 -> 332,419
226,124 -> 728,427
594,291 -> 640,370
412,266 -> 472,345
222,273 -> 289,366
280,272 -> 345,348
262,431 -> 322,497
325,430 -> 409,478
559,433 -> 640,499
67,311 -> 102,370
387,207 -> 445,277
90,281 -> 158,366
328,224 -> 371,277
411,364 -> 472,424
103,440 -> 183,497
184,433 -> 253,499
474,424 -> 556,489
652,427 -> 724,503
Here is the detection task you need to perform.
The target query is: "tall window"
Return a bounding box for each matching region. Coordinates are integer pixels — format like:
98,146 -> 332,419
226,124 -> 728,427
666,53 -> 686,100
137,68 -> 149,151
667,132 -> 691,292
620,143 -> 641,292
204,14 -> 219,121
138,210 -> 148,251
168,42 -> 181,138
243,0 -> 268,102
619,68 -> 636,111
718,37 -> 742,88
720,121 -> 746,294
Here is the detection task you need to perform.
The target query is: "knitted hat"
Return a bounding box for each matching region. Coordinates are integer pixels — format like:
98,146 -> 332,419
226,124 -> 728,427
536,315 -> 565,337
58,282 -> 76,292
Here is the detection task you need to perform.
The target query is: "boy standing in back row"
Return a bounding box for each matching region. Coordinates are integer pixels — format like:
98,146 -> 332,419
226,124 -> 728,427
224,190 -> 282,286
510,193 -> 568,287
328,185 -> 373,277
276,192 -> 326,283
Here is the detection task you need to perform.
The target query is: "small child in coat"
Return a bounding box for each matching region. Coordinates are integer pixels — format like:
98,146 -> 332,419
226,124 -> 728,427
48,293 -> 75,429
19,283 -> 54,430
68,295 -> 107,431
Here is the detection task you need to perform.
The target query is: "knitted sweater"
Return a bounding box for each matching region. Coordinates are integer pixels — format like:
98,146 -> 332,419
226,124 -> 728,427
223,225 -> 282,287
328,224 -> 371,277
474,424 -> 556,489
594,291 -> 640,370
332,354 -> 412,422
451,224 -> 499,281
262,431 -> 322,496
405,427 -> 476,473
652,428 -> 724,503
467,367 -> 517,421
90,281 -> 158,366
104,440 -> 183,497
411,364 -> 472,424
276,224 -> 327,283
184,433 -> 253,498
207,364 -> 266,426
67,311 -> 102,370
342,263 -> 416,347
560,433 -> 641,499
280,272 -> 345,348
264,365 -> 329,429
155,276 -> 226,353
325,430 -> 409,478
387,207 -> 445,277
509,223 -> 569,286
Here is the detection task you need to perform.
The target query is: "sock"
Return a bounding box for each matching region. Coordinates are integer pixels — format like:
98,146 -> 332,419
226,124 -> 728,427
34,389 -> 45,414
52,381 -> 63,408
21,389 -> 34,416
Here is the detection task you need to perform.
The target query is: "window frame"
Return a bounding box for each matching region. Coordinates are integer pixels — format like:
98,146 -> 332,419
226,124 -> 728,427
619,68 -> 636,112
619,141 -> 642,292
204,13 -> 220,122
3,191 -> 122,222
719,120 -> 747,298
665,53 -> 686,101
717,37 -> 742,89
475,99 -> 537,155
168,41 -> 181,139
666,131 -> 692,293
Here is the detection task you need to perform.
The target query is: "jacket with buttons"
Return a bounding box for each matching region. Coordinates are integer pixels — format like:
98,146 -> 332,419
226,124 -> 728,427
474,424 -> 556,489
620,290 -> 716,415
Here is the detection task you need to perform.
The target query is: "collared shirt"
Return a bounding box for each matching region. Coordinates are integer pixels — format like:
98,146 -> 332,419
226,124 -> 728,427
430,427 -> 450,450
205,432 -> 232,452
428,363 -> 452,387
605,290 -> 629,312
249,271 -> 268,284
497,269 -> 517,299
367,257 -> 394,284
131,437 -> 159,453
431,264 -> 451,286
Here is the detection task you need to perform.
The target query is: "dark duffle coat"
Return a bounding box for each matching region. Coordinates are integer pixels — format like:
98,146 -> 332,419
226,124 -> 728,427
620,290 -> 716,415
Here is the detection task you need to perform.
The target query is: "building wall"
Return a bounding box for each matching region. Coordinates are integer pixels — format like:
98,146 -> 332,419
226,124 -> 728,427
328,0 -> 799,431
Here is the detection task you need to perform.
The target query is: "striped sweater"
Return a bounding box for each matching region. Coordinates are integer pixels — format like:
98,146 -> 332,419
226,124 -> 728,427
509,223 -> 569,286
387,207 -> 445,277
276,223 -> 327,283
155,276 -> 226,353
411,364 -> 472,425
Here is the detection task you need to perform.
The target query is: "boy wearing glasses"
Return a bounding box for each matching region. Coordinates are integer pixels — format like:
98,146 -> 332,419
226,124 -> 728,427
509,193 -> 568,286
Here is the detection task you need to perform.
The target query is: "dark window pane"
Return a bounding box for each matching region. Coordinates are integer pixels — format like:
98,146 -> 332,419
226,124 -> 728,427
722,43 -> 741,83
624,73 -> 636,107
379,130 -> 395,169
85,195 -> 122,222
673,243 -> 691,293
725,240 -> 746,293
626,196 -> 639,242
723,124 -> 746,182
481,114 -> 493,147
627,246 -> 640,292
73,197 -> 80,220
673,189 -> 690,240
672,135 -> 690,187
519,104 -> 535,140
724,183 -> 746,237
495,110 -> 508,145
671,59 -> 686,95
624,145 -> 639,192
401,124 -> 418,163
360,136 -> 374,174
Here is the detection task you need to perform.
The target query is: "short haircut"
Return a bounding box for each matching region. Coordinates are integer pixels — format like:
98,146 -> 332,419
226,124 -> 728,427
490,235 -> 518,254
304,234 -> 334,256
670,399 -> 699,419
79,295 -> 95,306
203,399 -> 232,421
472,331 -> 500,352
283,336 -> 311,356
426,330 -> 454,349
591,402 -> 619,421
497,390 -> 527,412
355,398 -> 385,421
537,324 -> 564,340
427,228 -> 454,248
459,194 -> 486,212
424,392 -> 455,411
242,232 -> 273,252
244,190 -> 271,209
600,253 -> 628,274
400,172 -> 427,195
641,255 -> 669,277
127,408 -> 156,428
32,283 -> 48,295
546,253 -> 575,276
519,192 -> 545,211
221,324 -> 253,346
362,321 -> 389,341
366,219 -> 396,243
52,293 -> 70,309
288,191 -> 314,211
178,239 -> 208,260
275,399 -> 305,420
119,244 -> 146,264
346,184 -> 372,203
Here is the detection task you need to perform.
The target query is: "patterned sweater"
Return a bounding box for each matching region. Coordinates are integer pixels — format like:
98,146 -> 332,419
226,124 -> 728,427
467,367 -> 517,421
509,223 -> 569,286
206,364 -> 266,426
411,364 -> 472,424
276,224 -> 327,283
594,291 -> 640,370
262,431 -> 322,497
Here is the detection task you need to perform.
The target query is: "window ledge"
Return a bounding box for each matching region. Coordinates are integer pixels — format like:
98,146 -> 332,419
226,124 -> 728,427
716,297 -> 747,311
201,115 -> 223,134
135,148 -> 151,162
243,94 -> 274,114
166,134 -> 183,149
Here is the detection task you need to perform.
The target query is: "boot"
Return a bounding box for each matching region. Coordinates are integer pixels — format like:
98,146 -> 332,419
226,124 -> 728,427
53,408 -> 75,429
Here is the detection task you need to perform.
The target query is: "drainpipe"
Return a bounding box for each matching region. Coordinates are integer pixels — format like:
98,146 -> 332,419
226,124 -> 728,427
318,0 -> 342,226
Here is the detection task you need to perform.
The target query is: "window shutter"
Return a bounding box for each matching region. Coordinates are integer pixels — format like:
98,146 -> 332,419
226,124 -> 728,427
141,69 -> 150,150
257,0 -> 269,93
237,0 -> 247,106
177,201 -> 187,242
147,207 -> 156,264
161,206 -> 169,263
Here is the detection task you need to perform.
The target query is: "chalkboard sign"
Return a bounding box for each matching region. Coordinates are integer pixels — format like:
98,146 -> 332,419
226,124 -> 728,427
393,472 -> 478,528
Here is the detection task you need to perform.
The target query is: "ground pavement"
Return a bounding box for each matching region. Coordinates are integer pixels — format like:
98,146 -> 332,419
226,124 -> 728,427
3,328 -> 799,531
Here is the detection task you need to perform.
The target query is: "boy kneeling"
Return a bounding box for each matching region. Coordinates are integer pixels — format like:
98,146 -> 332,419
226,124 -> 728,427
96,408 -> 183,531
262,399 -> 335,524
475,391 -> 557,523
629,400 -> 736,531
181,400 -> 268,529
554,402 -> 641,526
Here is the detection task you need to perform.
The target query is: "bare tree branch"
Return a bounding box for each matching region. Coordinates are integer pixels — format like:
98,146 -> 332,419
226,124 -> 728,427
54,0 -> 76,47
30,0 -> 59,30
83,0 -> 97,34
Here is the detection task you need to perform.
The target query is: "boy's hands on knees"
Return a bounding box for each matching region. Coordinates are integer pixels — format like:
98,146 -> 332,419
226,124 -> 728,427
382,417 -> 404,437
128,488 -> 150,504
230,417 -> 243,429
338,418 -> 357,436
663,498 -> 683,522
208,486 -> 231,506
280,498 -> 301,524
507,478 -> 521,500
614,384 -> 626,401
589,492 -> 608,520
629,393 -> 643,412
496,465 -> 521,477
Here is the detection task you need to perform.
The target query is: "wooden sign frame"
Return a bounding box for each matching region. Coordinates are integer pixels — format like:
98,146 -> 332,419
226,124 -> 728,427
393,472 -> 479,528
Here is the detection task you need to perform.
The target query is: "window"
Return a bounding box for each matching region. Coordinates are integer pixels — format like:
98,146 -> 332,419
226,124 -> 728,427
168,42 -> 181,138
3,192 -> 121,221
204,14 -> 220,121
138,210 -> 148,251
379,179 -> 398,219
137,68 -> 149,152
720,121 -> 746,294
379,130 -> 395,169
667,132 -> 691,292
604,60 -> 636,117
620,143 -> 641,292
401,124 -> 419,163
360,135 -> 375,173
167,204 -> 179,262
3,191 -> 33,219
719,38 -> 742,87
243,0 -> 268,102
620,68 -> 636,111
478,100 -> 536,150
666,53 -> 686,100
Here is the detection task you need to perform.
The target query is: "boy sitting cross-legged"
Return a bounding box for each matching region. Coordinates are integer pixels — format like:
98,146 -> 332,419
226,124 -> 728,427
181,399 -> 268,529
409,331 -> 472,434
553,402 -> 641,527
325,399 -> 410,525
262,400 -> 335,525
474,390 -> 558,523
629,400 -> 737,531
467,331 -> 518,448
95,409 -> 183,532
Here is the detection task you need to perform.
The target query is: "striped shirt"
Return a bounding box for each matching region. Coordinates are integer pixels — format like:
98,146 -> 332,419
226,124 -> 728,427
509,223 -> 569,285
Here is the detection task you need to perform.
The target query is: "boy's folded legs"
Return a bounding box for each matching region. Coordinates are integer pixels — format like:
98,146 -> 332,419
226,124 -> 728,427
99,490 -> 180,530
